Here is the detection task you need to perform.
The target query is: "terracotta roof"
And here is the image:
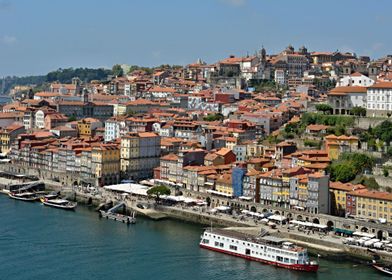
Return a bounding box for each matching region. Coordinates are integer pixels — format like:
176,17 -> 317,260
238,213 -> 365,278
330,181 -> 366,192
1,122 -> 24,133
161,153 -> 178,161
348,189 -> 392,201
148,86 -> 176,93
369,82 -> 392,89
306,124 -> 329,131
138,132 -> 158,138
328,86 -> 367,95
0,112 -> 23,119
216,147 -> 233,156
205,152 -> 219,161
125,99 -> 156,106
34,91 -> 63,97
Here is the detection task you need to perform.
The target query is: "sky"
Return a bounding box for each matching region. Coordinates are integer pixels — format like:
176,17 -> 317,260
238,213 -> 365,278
0,0 -> 391,77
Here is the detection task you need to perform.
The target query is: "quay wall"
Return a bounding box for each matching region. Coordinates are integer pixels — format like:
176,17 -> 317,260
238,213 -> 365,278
159,206 -> 249,228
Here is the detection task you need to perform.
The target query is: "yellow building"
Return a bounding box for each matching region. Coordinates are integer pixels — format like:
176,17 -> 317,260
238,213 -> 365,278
77,118 -> 102,138
347,189 -> 392,225
120,132 -> 160,179
329,182 -> 366,217
215,173 -> 233,196
91,143 -> 120,186
297,177 -> 308,208
325,135 -> 359,160
0,123 -> 25,155
120,134 -> 140,174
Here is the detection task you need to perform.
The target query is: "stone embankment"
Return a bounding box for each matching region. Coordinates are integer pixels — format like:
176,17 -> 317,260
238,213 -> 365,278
3,177 -> 392,265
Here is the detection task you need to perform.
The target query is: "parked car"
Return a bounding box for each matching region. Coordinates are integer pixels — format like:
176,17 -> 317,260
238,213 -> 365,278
136,203 -> 145,209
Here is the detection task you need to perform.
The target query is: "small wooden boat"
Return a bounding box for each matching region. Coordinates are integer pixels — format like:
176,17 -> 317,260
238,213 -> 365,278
9,192 -> 37,201
373,264 -> 392,276
40,198 -> 77,210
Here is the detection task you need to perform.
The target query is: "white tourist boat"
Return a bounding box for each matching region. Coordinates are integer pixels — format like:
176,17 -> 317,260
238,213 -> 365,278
40,198 -> 77,210
200,229 -> 319,272
8,192 -> 37,202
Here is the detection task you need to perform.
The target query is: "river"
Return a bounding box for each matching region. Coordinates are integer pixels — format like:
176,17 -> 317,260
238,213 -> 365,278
0,195 -> 387,280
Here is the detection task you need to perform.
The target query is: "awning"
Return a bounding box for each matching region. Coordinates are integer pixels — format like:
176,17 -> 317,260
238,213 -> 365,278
239,196 -> 253,201
335,228 -> 354,235
290,220 -> 328,229
215,206 -> 231,211
353,231 -> 376,238
268,215 -> 287,222
104,183 -> 149,196
207,189 -> 233,198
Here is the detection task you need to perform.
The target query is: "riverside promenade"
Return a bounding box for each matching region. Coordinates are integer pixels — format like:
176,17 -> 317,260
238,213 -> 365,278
3,177 -> 392,265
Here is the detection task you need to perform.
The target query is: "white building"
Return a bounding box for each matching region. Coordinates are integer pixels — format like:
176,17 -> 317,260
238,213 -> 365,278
367,82 -> 392,117
274,69 -> 286,85
327,86 -> 367,115
233,145 -> 247,162
35,110 -> 46,129
337,72 -> 374,87
104,117 -> 127,142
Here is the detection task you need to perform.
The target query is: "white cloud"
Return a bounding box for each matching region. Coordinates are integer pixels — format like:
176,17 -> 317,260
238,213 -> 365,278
2,35 -> 16,45
219,0 -> 246,7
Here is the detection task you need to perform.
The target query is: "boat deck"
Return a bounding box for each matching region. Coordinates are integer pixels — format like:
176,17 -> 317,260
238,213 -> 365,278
204,229 -> 305,252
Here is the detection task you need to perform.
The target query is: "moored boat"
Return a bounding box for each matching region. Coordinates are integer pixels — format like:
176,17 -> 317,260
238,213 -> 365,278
200,229 -> 318,272
40,198 -> 77,210
9,192 -> 37,202
373,263 -> 392,276
37,191 -> 59,201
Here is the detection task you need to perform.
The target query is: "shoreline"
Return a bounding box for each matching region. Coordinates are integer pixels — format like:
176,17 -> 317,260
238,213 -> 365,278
5,180 -> 392,266
64,187 -> 392,265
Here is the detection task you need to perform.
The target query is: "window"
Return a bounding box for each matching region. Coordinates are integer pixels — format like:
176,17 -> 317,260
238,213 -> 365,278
229,245 -> 237,251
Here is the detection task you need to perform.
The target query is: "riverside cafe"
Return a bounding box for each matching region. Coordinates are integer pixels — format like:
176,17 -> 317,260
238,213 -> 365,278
241,210 -> 274,220
104,183 -> 205,206
289,220 -> 329,233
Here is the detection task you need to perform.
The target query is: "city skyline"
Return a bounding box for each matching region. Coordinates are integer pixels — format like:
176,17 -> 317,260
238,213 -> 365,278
1,0 -> 392,77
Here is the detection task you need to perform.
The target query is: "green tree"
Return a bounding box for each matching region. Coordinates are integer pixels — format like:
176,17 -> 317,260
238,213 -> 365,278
373,121 -> 392,145
112,64 -> 124,77
328,163 -> 356,183
315,104 -> 333,115
368,138 -> 376,151
68,115 -> 77,122
304,139 -> 322,148
329,153 -> 375,183
350,106 -> 366,117
203,113 -> 224,122
358,176 -> 380,190
147,185 -> 171,202
383,168 -> 389,177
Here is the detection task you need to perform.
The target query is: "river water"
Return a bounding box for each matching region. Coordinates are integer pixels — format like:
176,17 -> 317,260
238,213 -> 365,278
0,195 -> 387,280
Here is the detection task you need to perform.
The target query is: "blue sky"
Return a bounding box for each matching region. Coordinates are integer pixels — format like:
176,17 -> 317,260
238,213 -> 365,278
0,0 -> 391,76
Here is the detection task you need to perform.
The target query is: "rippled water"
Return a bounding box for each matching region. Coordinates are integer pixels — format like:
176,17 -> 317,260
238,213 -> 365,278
0,195 -> 388,280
